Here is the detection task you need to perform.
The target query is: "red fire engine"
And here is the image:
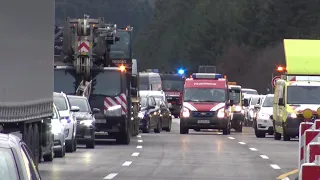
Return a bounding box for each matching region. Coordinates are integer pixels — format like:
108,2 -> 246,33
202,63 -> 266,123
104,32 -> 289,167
180,73 -> 233,135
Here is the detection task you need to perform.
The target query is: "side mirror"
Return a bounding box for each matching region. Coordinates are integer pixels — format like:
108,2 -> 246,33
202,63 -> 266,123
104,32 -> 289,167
167,103 -> 173,109
92,108 -> 100,114
270,115 -> 273,120
70,106 -> 80,112
254,105 -> 261,109
130,88 -> 137,96
243,99 -> 249,107
278,98 -> 284,106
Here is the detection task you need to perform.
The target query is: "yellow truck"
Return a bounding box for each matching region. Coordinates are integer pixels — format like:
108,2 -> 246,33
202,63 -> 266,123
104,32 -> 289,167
272,39 -> 320,141
228,82 -> 245,132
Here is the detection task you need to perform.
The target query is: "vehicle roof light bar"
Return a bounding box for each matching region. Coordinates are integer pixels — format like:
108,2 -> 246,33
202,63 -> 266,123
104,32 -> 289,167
192,73 -> 223,79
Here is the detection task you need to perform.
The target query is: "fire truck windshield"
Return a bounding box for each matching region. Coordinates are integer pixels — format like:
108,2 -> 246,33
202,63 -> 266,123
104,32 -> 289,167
110,31 -> 131,60
183,88 -> 226,102
92,71 -> 121,96
162,80 -> 184,91
287,86 -> 320,104
54,69 -> 76,94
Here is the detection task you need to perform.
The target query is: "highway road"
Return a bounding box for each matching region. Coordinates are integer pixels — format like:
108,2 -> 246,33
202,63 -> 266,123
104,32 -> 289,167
39,118 -> 299,180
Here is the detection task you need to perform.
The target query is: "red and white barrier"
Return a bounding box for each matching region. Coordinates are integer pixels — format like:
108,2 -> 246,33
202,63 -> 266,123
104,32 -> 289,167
299,155 -> 320,180
312,119 -> 320,129
307,142 -> 320,163
299,122 -> 314,167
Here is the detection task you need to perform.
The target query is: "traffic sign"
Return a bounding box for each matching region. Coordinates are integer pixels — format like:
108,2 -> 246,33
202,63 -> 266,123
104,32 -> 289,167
272,76 -> 281,87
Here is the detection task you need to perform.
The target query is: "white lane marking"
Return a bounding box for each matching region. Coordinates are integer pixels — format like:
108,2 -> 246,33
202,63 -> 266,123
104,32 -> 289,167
137,135 -> 141,138
122,161 -> 132,166
281,177 -> 290,180
260,155 -> 269,159
249,148 -> 258,151
270,164 -> 281,169
238,142 -> 246,145
132,152 -> 139,157
137,145 -> 142,149
228,137 -> 235,139
138,139 -> 143,143
103,173 -> 118,179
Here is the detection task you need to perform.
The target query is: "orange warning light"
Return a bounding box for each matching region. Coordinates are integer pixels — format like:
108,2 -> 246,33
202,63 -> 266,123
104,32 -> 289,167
276,66 -> 286,72
119,65 -> 126,72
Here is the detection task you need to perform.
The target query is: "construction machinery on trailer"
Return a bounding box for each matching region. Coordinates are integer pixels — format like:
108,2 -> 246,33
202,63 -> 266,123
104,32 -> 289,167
0,1 -> 54,167
54,15 -> 139,144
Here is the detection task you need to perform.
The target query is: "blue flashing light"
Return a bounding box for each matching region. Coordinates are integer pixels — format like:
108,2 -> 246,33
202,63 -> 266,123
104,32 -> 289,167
153,69 -> 159,73
178,69 -> 185,75
192,73 -> 222,79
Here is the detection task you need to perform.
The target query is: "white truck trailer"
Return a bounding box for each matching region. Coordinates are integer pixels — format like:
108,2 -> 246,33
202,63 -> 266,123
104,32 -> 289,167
0,0 -> 55,166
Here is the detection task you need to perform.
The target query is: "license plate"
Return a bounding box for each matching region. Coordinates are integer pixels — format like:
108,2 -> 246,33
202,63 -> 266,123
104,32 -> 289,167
197,120 -> 210,124
95,119 -> 106,123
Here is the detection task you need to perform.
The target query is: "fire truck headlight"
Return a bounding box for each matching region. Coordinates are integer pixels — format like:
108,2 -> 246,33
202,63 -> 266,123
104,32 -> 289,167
217,109 -> 225,118
181,107 -> 190,117
105,105 -> 122,116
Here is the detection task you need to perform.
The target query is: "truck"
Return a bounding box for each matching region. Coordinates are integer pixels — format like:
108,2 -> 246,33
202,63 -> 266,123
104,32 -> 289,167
54,15 -> 140,144
0,0 -> 54,166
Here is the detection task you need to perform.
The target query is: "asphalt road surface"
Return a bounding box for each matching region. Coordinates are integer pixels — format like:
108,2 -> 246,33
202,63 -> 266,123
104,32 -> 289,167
39,118 -> 299,180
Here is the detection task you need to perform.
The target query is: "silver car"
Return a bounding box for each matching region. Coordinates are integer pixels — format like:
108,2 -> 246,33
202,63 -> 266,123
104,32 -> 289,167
51,103 -> 66,157
254,94 -> 274,138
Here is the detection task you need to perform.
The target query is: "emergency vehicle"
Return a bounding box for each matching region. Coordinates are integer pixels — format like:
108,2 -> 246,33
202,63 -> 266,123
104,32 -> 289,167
180,73 -> 233,135
228,82 -> 244,132
272,39 -> 320,141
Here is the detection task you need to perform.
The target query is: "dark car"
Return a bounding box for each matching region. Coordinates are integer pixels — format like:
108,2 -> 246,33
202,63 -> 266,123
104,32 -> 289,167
154,96 -> 172,132
138,96 -> 162,133
0,133 -> 42,180
67,95 -> 100,148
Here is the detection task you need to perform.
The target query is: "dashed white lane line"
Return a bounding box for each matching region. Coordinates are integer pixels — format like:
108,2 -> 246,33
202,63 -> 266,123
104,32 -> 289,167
260,155 -> 269,159
249,148 -> 258,151
238,142 -> 246,145
270,164 -> 281,169
228,137 -> 235,139
136,145 -> 142,149
132,152 -> 139,157
122,161 -> 132,166
137,135 -> 141,138
138,139 -> 143,143
103,173 -> 118,179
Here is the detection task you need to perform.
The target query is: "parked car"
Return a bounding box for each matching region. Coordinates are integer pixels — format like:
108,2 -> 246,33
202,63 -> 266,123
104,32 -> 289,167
53,92 -> 79,152
138,96 -> 162,133
67,95 -> 99,148
51,103 -> 66,157
0,133 -> 42,179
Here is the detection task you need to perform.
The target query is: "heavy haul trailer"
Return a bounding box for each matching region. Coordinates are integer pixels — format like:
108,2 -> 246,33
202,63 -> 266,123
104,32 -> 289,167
54,15 -> 139,144
0,0 -> 54,167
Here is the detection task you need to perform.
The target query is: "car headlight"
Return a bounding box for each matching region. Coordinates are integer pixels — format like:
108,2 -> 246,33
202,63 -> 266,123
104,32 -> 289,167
288,113 -> 297,118
181,107 -> 190,117
51,123 -> 61,135
138,111 -> 145,119
235,106 -> 242,112
80,120 -> 93,126
258,113 -> 270,119
105,105 -> 122,116
217,108 -> 225,118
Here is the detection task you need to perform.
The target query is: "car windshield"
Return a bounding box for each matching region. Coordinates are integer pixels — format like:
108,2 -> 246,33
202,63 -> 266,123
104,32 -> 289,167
0,148 -> 19,180
183,88 -> 226,102
139,76 -> 149,90
250,97 -> 259,105
262,96 -> 274,107
287,86 -> 320,104
110,31 -> 131,60
54,69 -> 76,94
242,89 -> 258,95
154,96 -> 164,105
162,80 -> 184,91
68,97 -> 90,112
229,89 -> 241,104
54,96 -> 68,111
92,70 -> 121,96
140,97 -> 147,107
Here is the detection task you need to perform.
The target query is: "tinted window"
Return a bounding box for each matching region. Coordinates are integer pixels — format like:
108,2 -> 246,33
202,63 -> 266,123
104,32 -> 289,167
110,31 -> 131,59
262,96 -> 274,107
68,97 -> 90,112
287,86 -> 320,104
242,89 -> 258,95
139,76 -> 149,90
54,96 -> 68,111
21,145 -> 41,180
93,71 -> 121,96
229,89 -> 241,104
183,88 -> 226,102
54,69 -> 75,94
162,80 -> 184,91
0,148 -> 18,180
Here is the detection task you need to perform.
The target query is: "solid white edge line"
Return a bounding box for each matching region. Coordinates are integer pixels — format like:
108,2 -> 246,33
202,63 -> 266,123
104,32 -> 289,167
270,164 -> 281,169
249,148 -> 258,151
103,173 -> 118,179
138,139 -> 143,143
132,152 -> 139,156
136,145 -> 142,149
228,137 -> 235,139
260,155 -> 269,159
238,142 -> 246,144
281,177 -> 290,180
122,161 -> 132,166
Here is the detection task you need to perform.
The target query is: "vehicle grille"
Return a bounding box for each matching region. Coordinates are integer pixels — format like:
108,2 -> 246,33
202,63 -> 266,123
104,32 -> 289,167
192,111 -> 214,117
